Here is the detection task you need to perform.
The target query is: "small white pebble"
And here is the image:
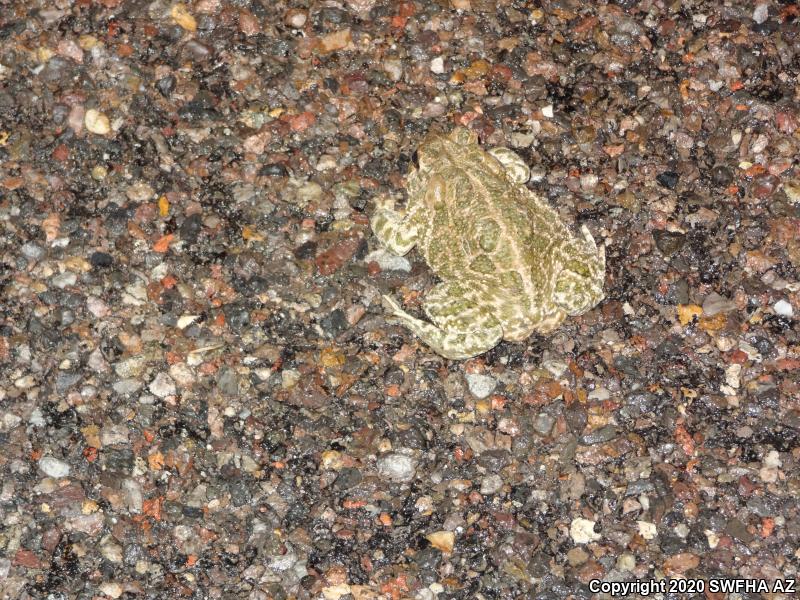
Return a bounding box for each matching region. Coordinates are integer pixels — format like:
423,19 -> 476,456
617,553 -> 636,572
637,520 -> 658,540
753,3 -> 769,24
29,409 -> 46,427
39,456 -> 71,478
169,363 -> 195,387
580,173 -> 598,190
773,299 -> 793,317
570,518 -> 601,543
480,474 -> 503,495
382,58 -> 403,82
377,452 -> 418,482
705,529 -> 720,549
725,364 -> 741,389
430,56 -> 445,74
51,272 -> 77,289
759,466 -> 778,483
85,108 -> 110,135
465,373 -> 496,399
764,449 -> 782,468
176,315 -> 199,329
285,9 -> 307,29
541,105 -> 554,118
364,248 -> 411,273
148,372 -> 176,398
674,523 -> 690,538
99,582 -> 124,599
588,386 -> 610,401
86,296 -> 110,318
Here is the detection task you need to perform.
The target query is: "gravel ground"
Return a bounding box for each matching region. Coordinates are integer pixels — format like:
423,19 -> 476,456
1,1 -> 799,599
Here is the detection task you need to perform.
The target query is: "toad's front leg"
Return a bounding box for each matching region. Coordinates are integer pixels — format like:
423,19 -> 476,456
371,173 -> 443,256
371,194 -> 417,255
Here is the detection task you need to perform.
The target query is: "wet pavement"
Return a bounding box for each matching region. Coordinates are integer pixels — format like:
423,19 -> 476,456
0,1 -> 799,598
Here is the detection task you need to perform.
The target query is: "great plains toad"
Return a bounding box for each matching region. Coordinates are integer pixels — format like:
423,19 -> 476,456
371,127 -> 605,359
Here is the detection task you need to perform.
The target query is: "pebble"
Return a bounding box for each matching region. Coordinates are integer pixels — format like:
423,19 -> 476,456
656,171 -> 679,189
617,553 -> 636,571
101,540 -> 123,563
753,4 -> 769,24
579,425 -> 618,445
319,29 -> 352,53
784,180 -> 800,203
480,474 -> 503,495
112,379 -> 142,395
364,248 -> 411,272
426,531 -> 455,553
101,425 -> 129,446
430,57 -> 445,74
284,8 -> 307,28
316,154 -> 338,171
125,182 -> 154,202
702,292 -> 736,316
281,369 -> 300,389
570,518 -> 601,543
653,230 -> 685,256
122,479 -> 143,512
532,413 -> 555,436
764,450 -> 782,468
293,181 -> 323,206
114,356 -> 148,378
39,456 -> 70,478
21,242 -> 45,260
637,521 -> 658,540
566,547 -> 588,566
259,163 -> 288,177
51,272 -> 77,289
148,373 -> 176,398
67,513 -> 104,535
86,296 -> 110,318
773,299 -> 793,317
465,373 -> 497,399
99,582 -> 124,599
377,453 -> 418,482
382,59 -> 403,82
170,3 -> 197,32
156,75 -> 176,98
711,165 -> 733,186
84,108 -> 110,135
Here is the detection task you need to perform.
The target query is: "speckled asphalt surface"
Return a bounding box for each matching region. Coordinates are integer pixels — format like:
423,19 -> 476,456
1,1 -> 799,599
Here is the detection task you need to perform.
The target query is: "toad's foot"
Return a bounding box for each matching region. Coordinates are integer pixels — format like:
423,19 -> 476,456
382,294 -> 503,360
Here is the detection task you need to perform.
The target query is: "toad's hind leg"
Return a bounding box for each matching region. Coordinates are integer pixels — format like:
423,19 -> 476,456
383,282 -> 503,359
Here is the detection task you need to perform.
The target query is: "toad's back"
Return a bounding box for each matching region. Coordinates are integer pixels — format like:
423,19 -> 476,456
419,147 -> 569,324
